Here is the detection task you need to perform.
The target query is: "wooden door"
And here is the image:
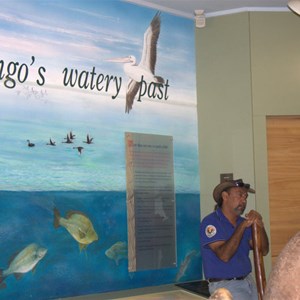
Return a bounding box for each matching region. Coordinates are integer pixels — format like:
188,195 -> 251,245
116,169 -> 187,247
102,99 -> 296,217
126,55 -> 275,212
266,116 -> 300,264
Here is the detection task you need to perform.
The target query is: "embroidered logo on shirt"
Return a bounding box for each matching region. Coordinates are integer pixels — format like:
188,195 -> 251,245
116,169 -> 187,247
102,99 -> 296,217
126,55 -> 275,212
205,225 -> 217,238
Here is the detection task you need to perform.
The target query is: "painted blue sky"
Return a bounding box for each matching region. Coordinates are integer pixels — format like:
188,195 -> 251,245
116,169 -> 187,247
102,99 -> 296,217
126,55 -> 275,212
0,0 -> 200,193
0,0 -> 196,101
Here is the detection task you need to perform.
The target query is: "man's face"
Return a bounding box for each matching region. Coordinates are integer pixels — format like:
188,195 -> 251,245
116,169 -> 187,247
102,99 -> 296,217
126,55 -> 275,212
225,187 -> 248,215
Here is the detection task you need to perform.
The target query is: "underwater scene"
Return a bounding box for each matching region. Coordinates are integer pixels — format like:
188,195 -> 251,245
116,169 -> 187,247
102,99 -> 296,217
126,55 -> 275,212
0,191 -> 201,300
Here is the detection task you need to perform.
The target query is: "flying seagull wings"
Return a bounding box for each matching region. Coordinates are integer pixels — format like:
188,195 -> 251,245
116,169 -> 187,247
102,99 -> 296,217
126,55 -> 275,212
126,79 -> 140,113
139,12 -> 161,75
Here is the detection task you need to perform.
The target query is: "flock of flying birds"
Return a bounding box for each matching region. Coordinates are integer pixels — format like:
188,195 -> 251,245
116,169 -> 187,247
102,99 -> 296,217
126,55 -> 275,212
26,131 -> 93,155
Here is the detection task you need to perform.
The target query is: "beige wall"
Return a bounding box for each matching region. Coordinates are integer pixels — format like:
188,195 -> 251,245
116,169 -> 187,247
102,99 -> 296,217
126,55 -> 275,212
195,11 -> 300,278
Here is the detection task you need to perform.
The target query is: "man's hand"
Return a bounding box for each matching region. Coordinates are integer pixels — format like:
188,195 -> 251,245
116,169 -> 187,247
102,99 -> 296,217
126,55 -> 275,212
244,210 -> 264,228
246,210 -> 269,256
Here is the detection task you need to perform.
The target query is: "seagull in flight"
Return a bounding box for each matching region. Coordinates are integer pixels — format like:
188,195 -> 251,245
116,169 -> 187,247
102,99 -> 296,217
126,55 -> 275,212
107,12 -> 164,113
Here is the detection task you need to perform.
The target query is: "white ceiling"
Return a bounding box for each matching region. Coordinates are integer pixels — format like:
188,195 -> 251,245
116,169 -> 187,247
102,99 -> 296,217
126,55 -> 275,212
125,0 -> 290,18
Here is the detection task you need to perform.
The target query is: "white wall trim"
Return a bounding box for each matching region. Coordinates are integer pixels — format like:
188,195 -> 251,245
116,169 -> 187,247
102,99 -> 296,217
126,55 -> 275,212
124,1 -> 289,19
206,7 -> 289,18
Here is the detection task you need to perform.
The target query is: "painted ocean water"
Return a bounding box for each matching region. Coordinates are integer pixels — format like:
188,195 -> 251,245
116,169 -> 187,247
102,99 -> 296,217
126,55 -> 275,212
0,97 -> 200,194
0,191 -> 201,300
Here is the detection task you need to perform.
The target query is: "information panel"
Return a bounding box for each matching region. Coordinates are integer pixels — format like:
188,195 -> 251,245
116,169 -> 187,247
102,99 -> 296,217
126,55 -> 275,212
125,132 -> 177,271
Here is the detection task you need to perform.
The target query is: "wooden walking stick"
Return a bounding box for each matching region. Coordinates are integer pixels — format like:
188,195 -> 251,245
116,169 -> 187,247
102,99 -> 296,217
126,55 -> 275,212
252,222 -> 266,300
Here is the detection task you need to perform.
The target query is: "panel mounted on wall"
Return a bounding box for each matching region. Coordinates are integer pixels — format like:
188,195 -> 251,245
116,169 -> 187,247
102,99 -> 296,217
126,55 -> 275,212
125,132 -> 177,272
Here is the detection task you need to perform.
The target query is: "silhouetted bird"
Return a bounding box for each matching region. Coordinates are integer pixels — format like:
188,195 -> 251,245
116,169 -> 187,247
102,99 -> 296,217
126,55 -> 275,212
27,140 -> 35,147
62,134 -> 73,144
46,138 -> 56,146
73,146 -> 84,155
69,131 -> 76,140
83,134 -> 93,144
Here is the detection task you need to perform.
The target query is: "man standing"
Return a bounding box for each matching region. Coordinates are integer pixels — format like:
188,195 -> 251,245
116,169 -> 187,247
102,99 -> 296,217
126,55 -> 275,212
200,179 -> 269,300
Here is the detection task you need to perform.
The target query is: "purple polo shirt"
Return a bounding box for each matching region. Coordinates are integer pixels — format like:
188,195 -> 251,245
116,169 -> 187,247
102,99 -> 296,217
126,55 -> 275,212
200,207 -> 252,279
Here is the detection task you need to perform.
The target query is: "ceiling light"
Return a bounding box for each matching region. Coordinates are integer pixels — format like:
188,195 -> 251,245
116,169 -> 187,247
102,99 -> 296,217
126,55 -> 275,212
288,0 -> 300,15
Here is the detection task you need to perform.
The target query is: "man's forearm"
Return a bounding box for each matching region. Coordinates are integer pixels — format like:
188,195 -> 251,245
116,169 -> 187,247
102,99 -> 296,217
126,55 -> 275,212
213,221 -> 247,262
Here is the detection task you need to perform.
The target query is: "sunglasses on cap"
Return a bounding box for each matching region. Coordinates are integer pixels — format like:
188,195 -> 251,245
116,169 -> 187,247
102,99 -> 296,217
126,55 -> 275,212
233,179 -> 250,189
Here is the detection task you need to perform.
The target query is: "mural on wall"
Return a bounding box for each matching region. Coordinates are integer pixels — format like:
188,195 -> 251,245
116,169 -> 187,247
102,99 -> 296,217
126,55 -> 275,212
107,12 -> 165,114
0,0 -> 201,299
